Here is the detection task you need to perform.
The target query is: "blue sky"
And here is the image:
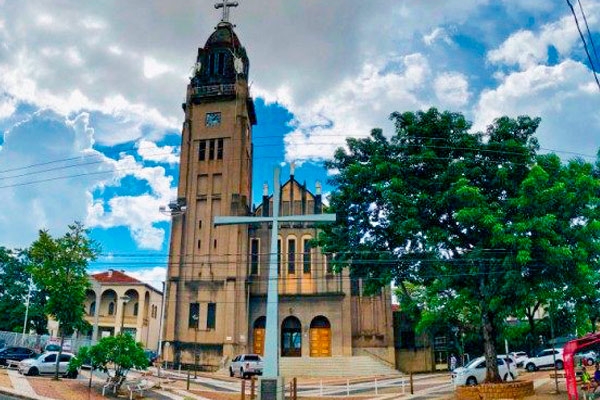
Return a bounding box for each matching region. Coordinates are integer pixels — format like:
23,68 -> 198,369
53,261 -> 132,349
0,1 -> 599,288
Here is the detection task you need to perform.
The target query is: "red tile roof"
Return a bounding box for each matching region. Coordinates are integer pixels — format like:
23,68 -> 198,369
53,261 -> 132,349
92,269 -> 142,284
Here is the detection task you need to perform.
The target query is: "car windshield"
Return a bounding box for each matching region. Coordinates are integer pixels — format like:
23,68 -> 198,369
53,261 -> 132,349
35,353 -> 46,360
464,358 -> 482,369
245,355 -> 260,361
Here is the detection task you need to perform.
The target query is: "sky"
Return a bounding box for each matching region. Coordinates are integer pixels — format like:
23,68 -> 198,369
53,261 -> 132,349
0,0 -> 599,290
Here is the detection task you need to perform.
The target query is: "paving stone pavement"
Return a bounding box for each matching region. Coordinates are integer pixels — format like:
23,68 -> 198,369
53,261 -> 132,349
6,370 -> 38,399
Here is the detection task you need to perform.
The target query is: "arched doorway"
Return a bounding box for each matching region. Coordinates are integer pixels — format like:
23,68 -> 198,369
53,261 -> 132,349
281,316 -> 302,357
310,316 -> 331,357
253,317 -> 266,356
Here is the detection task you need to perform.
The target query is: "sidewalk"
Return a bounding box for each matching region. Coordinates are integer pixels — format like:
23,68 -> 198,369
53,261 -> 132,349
0,367 -> 580,400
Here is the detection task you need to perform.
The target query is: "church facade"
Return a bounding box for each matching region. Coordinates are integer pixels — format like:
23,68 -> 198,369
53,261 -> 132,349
162,6 -> 394,370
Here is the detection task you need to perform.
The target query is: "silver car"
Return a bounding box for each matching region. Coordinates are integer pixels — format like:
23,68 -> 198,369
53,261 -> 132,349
18,352 -> 76,377
229,354 -> 263,378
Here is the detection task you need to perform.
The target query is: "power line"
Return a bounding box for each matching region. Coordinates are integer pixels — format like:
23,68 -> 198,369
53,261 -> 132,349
0,143 -> 593,190
566,0 -> 600,91
1,133 -> 597,181
577,0 -> 600,70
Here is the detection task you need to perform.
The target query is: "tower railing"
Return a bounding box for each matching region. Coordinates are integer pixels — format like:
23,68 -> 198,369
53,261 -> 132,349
192,83 -> 236,99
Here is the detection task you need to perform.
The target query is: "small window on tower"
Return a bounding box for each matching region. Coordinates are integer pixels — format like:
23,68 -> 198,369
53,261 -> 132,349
217,138 -> 224,160
209,139 -> 215,160
218,53 -> 226,75
211,53 -> 218,74
199,141 -> 207,161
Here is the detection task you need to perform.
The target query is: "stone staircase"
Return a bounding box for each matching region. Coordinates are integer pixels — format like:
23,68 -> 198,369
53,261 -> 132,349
279,356 -> 400,377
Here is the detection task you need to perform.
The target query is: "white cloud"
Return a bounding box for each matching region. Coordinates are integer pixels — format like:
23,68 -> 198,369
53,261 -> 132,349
143,56 -> 172,79
128,266 -> 167,291
0,111 -> 111,248
423,27 -> 452,46
0,110 -> 177,249
86,155 -> 176,249
136,139 -> 180,165
434,72 -> 470,108
280,53 -> 430,162
487,15 -> 581,69
474,60 -> 600,158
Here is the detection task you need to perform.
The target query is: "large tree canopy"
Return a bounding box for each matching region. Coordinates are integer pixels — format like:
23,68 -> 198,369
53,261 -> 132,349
28,222 -> 99,379
318,108 -> 600,382
0,247 -> 47,334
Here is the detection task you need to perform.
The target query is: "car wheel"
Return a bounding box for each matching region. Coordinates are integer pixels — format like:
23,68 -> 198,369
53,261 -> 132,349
466,376 -> 477,386
526,363 -> 536,372
229,367 -> 234,377
28,367 -> 39,376
240,368 -> 246,379
63,370 -> 75,379
556,360 -> 564,370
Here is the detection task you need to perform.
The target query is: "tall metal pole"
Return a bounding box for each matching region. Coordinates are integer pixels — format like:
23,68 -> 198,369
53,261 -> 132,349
22,278 -> 32,336
549,301 -> 559,394
192,314 -> 199,379
158,281 -> 166,356
263,167 -> 281,378
119,296 -> 130,335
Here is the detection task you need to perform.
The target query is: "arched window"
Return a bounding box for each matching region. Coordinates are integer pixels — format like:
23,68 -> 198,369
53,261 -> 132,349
108,302 -> 115,315
287,237 -> 296,274
89,301 -> 96,316
133,302 -> 139,316
302,237 -> 312,274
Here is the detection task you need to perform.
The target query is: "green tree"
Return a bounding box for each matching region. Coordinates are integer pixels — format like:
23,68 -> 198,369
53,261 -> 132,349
69,333 -> 148,391
28,222 -> 99,379
318,108 -> 600,382
0,247 -> 30,332
0,248 -> 48,334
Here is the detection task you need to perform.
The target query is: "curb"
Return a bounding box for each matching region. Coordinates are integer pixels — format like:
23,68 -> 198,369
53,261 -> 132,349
0,385 -> 56,400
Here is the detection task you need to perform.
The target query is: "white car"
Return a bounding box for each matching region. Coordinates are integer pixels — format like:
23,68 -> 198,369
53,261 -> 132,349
452,356 -> 517,386
229,354 -> 263,378
523,348 -> 564,372
509,351 -> 529,367
18,352 -> 76,377
576,350 -> 597,367
498,354 -> 520,374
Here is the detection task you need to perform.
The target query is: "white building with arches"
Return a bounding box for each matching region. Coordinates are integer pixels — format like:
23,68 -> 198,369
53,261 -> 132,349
85,270 -> 163,350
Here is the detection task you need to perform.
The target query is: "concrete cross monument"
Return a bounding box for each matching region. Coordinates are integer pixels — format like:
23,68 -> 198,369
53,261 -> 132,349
214,0 -> 239,23
214,167 -> 336,400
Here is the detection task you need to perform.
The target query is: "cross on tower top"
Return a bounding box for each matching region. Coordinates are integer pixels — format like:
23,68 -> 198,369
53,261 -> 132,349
214,0 -> 239,24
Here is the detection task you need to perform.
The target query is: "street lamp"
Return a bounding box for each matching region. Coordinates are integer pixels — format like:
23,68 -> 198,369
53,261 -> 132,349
192,313 -> 199,379
119,295 -> 131,335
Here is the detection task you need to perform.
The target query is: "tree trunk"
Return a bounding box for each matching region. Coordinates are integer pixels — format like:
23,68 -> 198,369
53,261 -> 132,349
481,308 -> 502,383
54,333 -> 65,380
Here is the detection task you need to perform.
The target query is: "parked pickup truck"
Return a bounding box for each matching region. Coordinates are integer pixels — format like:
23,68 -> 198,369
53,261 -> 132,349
229,354 -> 263,378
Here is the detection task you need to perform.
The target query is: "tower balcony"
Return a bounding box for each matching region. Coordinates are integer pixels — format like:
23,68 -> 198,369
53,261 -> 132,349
191,83 -> 236,101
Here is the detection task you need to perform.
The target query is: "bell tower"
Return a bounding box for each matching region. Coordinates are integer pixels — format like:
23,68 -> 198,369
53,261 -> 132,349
163,1 -> 256,367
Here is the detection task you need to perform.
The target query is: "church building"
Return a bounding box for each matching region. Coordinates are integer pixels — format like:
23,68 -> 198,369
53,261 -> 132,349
162,2 -> 395,372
